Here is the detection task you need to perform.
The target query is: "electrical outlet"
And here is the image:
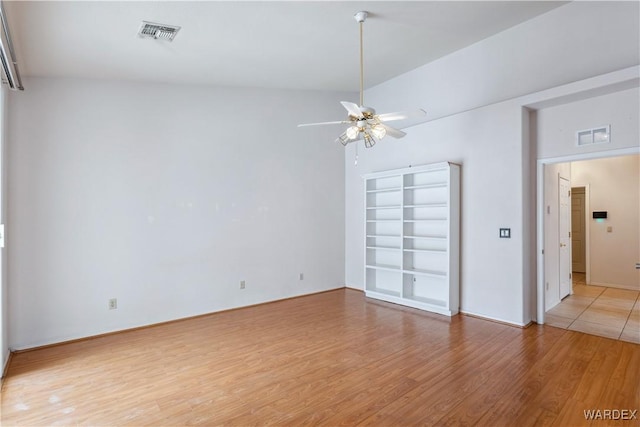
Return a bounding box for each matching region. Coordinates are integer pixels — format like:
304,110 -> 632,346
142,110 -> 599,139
299,273 -> 304,280
108,298 -> 117,310
240,280 -> 245,289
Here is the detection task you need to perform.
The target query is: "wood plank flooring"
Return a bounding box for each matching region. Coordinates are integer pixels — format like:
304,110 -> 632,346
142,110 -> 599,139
1,288 -> 639,426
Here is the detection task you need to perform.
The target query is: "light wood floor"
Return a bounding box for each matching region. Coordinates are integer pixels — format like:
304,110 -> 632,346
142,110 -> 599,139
546,273 -> 640,342
2,289 -> 639,426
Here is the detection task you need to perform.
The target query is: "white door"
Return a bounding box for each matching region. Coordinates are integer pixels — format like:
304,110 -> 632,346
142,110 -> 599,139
559,177 -> 571,299
571,187 -> 586,273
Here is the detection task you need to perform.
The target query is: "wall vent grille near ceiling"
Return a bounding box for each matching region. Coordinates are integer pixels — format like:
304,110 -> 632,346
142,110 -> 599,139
576,125 -> 611,147
138,21 -> 181,42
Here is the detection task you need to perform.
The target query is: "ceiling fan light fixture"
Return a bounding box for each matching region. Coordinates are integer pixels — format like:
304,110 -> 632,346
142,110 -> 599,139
363,133 -> 376,148
346,126 -> 359,140
370,124 -> 386,139
337,133 -> 351,146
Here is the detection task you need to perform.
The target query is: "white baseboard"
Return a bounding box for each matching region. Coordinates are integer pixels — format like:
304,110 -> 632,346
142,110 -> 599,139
460,310 -> 529,328
589,281 -> 640,292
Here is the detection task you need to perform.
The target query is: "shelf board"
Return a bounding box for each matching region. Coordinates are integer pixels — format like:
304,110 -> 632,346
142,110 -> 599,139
366,246 -> 401,251
404,235 -> 447,240
403,248 -> 446,253
404,268 -> 447,278
404,183 -> 447,190
366,187 -> 401,194
404,295 -> 447,307
366,264 -> 401,272
404,203 -> 447,208
366,219 -> 400,223
366,205 -> 402,210
366,234 -> 401,238
365,288 -> 401,298
404,219 -> 447,222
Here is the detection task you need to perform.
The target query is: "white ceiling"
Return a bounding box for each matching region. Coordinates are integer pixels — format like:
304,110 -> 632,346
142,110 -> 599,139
5,1 -> 567,92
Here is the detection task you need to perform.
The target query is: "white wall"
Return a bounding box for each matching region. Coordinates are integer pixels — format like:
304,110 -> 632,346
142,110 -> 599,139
360,1 -> 639,123
537,88 -> 640,159
543,162 -> 571,310
572,155 -> 640,290
8,78 -> 349,349
345,1 -> 639,326
1,86 -> 8,374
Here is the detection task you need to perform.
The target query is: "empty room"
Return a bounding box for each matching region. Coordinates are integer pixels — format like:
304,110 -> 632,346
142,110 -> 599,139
1,1 -> 639,426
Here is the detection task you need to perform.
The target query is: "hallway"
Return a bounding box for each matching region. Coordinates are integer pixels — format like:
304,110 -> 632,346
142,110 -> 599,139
545,273 -> 640,343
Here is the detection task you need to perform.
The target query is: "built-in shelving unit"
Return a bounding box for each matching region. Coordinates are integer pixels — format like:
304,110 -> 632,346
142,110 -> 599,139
363,162 -> 460,316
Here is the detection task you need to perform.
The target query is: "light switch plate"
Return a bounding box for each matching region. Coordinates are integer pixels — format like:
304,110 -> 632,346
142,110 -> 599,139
499,228 -> 511,238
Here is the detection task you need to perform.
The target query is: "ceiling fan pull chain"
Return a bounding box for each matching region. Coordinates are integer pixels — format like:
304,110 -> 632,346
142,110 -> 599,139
355,141 -> 359,166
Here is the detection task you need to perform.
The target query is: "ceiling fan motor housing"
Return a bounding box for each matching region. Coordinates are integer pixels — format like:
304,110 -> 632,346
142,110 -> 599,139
354,11 -> 368,23
359,106 -> 375,119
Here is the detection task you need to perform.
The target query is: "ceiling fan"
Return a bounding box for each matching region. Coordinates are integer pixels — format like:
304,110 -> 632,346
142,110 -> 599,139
298,11 -> 426,148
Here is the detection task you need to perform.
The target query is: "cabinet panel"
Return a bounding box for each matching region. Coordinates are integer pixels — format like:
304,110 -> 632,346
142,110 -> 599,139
367,248 -> 401,269
404,206 -> 448,220
404,221 -> 448,239
366,190 -> 402,208
367,175 -> 402,192
367,268 -> 402,297
403,274 -> 448,307
404,170 -> 448,187
404,187 -> 448,205
367,235 -> 401,250
367,221 -> 402,237
403,251 -> 448,274
404,237 -> 447,252
367,207 -> 401,221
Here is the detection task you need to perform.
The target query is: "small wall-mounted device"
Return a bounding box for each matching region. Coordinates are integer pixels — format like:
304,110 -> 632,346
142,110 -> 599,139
592,211 -> 607,219
499,228 -> 511,238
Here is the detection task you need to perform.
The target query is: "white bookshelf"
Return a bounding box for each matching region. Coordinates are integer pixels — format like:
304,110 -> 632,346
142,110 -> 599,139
363,162 -> 460,316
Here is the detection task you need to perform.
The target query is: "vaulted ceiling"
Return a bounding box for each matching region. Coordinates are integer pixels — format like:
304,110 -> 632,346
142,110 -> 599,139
4,1 -> 567,91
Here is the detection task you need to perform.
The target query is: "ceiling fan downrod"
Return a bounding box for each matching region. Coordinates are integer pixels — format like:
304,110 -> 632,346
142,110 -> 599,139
354,11 -> 368,108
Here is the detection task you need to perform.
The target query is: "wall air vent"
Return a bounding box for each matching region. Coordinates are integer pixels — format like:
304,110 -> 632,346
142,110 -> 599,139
138,21 -> 181,42
576,125 -> 610,147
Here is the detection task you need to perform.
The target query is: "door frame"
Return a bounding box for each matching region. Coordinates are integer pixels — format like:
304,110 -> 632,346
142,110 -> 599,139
558,176 -> 572,300
536,146 -> 640,324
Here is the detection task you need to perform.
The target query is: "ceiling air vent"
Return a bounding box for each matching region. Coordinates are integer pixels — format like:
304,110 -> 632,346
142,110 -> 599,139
138,21 -> 181,42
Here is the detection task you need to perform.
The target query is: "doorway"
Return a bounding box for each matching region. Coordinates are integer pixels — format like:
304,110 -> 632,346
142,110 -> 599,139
536,147 -> 640,324
571,187 -> 586,274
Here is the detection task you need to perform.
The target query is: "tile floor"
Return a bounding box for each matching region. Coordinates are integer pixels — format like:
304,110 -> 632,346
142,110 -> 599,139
545,273 -> 640,343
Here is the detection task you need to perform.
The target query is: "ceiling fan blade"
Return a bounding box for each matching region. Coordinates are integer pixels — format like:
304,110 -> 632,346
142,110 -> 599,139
380,124 -> 407,139
298,120 -> 351,127
340,101 -> 364,119
376,109 -> 427,122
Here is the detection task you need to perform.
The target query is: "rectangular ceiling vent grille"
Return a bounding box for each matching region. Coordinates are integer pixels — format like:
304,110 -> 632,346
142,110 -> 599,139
138,21 -> 181,42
